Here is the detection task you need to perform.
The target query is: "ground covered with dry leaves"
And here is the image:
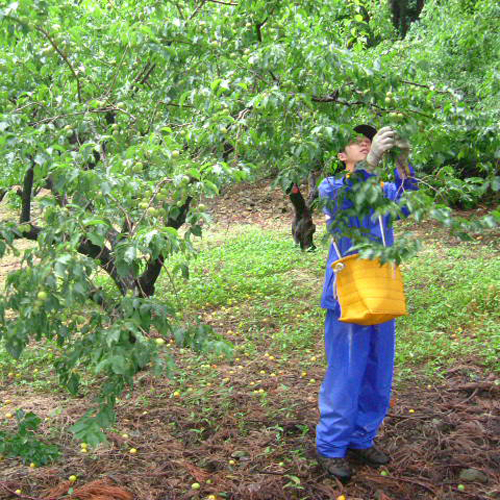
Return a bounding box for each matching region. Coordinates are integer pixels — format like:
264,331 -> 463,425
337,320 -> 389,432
1,179 -> 499,500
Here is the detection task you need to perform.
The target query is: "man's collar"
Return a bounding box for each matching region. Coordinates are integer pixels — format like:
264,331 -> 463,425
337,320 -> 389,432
345,165 -> 377,180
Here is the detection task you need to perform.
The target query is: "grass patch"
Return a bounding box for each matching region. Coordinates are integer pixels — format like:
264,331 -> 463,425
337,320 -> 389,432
159,223 -> 500,379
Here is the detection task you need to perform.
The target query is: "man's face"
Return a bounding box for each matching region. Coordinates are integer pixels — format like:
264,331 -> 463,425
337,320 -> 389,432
338,135 -> 372,164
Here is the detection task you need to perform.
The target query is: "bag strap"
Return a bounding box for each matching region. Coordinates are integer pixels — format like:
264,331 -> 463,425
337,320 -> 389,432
331,238 -> 342,259
331,216 -> 386,258
378,215 -> 386,247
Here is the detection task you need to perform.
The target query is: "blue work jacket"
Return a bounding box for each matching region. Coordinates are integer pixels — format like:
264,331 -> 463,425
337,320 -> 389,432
319,166 -> 418,311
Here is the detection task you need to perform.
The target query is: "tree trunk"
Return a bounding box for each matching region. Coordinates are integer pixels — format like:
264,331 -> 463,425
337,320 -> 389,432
138,196 -> 193,297
389,0 -> 426,38
20,163 -> 34,223
288,176 -> 317,251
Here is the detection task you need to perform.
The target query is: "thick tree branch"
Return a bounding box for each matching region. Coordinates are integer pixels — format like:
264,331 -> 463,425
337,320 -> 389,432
14,225 -> 130,295
306,170 -> 320,209
138,197 -> 193,297
132,61 -> 156,93
20,163 -> 34,223
255,17 -> 268,43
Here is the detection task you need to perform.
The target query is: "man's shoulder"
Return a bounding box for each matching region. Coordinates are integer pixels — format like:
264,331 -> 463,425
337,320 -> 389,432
318,176 -> 344,198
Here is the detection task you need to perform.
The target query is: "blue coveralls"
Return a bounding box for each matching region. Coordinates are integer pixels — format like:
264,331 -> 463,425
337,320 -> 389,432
316,167 -> 418,458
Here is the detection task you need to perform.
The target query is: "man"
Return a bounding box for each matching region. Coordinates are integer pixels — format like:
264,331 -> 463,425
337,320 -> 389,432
316,125 -> 418,483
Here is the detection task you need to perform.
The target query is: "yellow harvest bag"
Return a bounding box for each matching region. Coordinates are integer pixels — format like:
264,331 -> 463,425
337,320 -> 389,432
331,217 -> 407,326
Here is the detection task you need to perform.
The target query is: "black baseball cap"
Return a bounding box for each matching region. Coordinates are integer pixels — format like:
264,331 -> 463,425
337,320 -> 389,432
353,124 -> 377,141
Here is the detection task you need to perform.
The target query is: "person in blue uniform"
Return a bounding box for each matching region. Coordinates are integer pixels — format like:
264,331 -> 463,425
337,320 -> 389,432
316,125 -> 418,483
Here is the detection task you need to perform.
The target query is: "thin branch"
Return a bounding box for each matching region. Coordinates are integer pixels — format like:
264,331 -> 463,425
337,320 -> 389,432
401,79 -> 450,95
159,100 -> 194,108
130,177 -> 173,236
173,1 -> 185,18
132,61 -> 156,93
207,0 -> 238,5
35,26 -> 82,103
311,92 -> 433,118
189,0 -> 207,20
106,45 -> 130,97
12,102 -> 44,113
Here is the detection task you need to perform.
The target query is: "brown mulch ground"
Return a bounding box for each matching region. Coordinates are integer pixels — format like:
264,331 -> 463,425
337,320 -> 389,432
1,361 -> 499,500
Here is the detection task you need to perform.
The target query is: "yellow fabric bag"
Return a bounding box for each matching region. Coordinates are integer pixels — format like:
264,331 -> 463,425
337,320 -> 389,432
331,217 -> 407,326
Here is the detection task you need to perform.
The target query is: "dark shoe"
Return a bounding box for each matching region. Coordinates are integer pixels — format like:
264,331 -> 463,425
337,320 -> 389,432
348,446 -> 390,467
316,453 -> 352,483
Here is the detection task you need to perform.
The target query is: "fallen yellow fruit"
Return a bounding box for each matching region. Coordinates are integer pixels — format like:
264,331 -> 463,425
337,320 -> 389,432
129,448 -> 138,454
69,475 -> 77,483
15,490 -> 22,495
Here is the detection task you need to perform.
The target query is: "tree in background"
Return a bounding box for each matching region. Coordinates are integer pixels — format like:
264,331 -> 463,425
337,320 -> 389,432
388,0 -> 425,38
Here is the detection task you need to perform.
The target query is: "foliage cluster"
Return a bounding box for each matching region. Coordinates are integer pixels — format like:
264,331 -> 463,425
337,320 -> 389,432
0,410 -> 60,465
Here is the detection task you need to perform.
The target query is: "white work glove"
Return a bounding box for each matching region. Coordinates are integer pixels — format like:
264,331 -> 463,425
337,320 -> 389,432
366,126 -> 396,168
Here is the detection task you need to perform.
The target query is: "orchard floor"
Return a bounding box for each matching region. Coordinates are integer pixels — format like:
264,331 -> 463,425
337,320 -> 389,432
1,179 -> 499,500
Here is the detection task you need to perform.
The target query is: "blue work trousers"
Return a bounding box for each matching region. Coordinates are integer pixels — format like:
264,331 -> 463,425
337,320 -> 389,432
316,310 -> 395,458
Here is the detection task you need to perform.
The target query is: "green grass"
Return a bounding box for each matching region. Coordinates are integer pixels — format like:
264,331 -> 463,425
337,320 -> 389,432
0,341 -> 63,393
159,223 -> 500,380
397,240 -> 500,377
2,222 -> 498,397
